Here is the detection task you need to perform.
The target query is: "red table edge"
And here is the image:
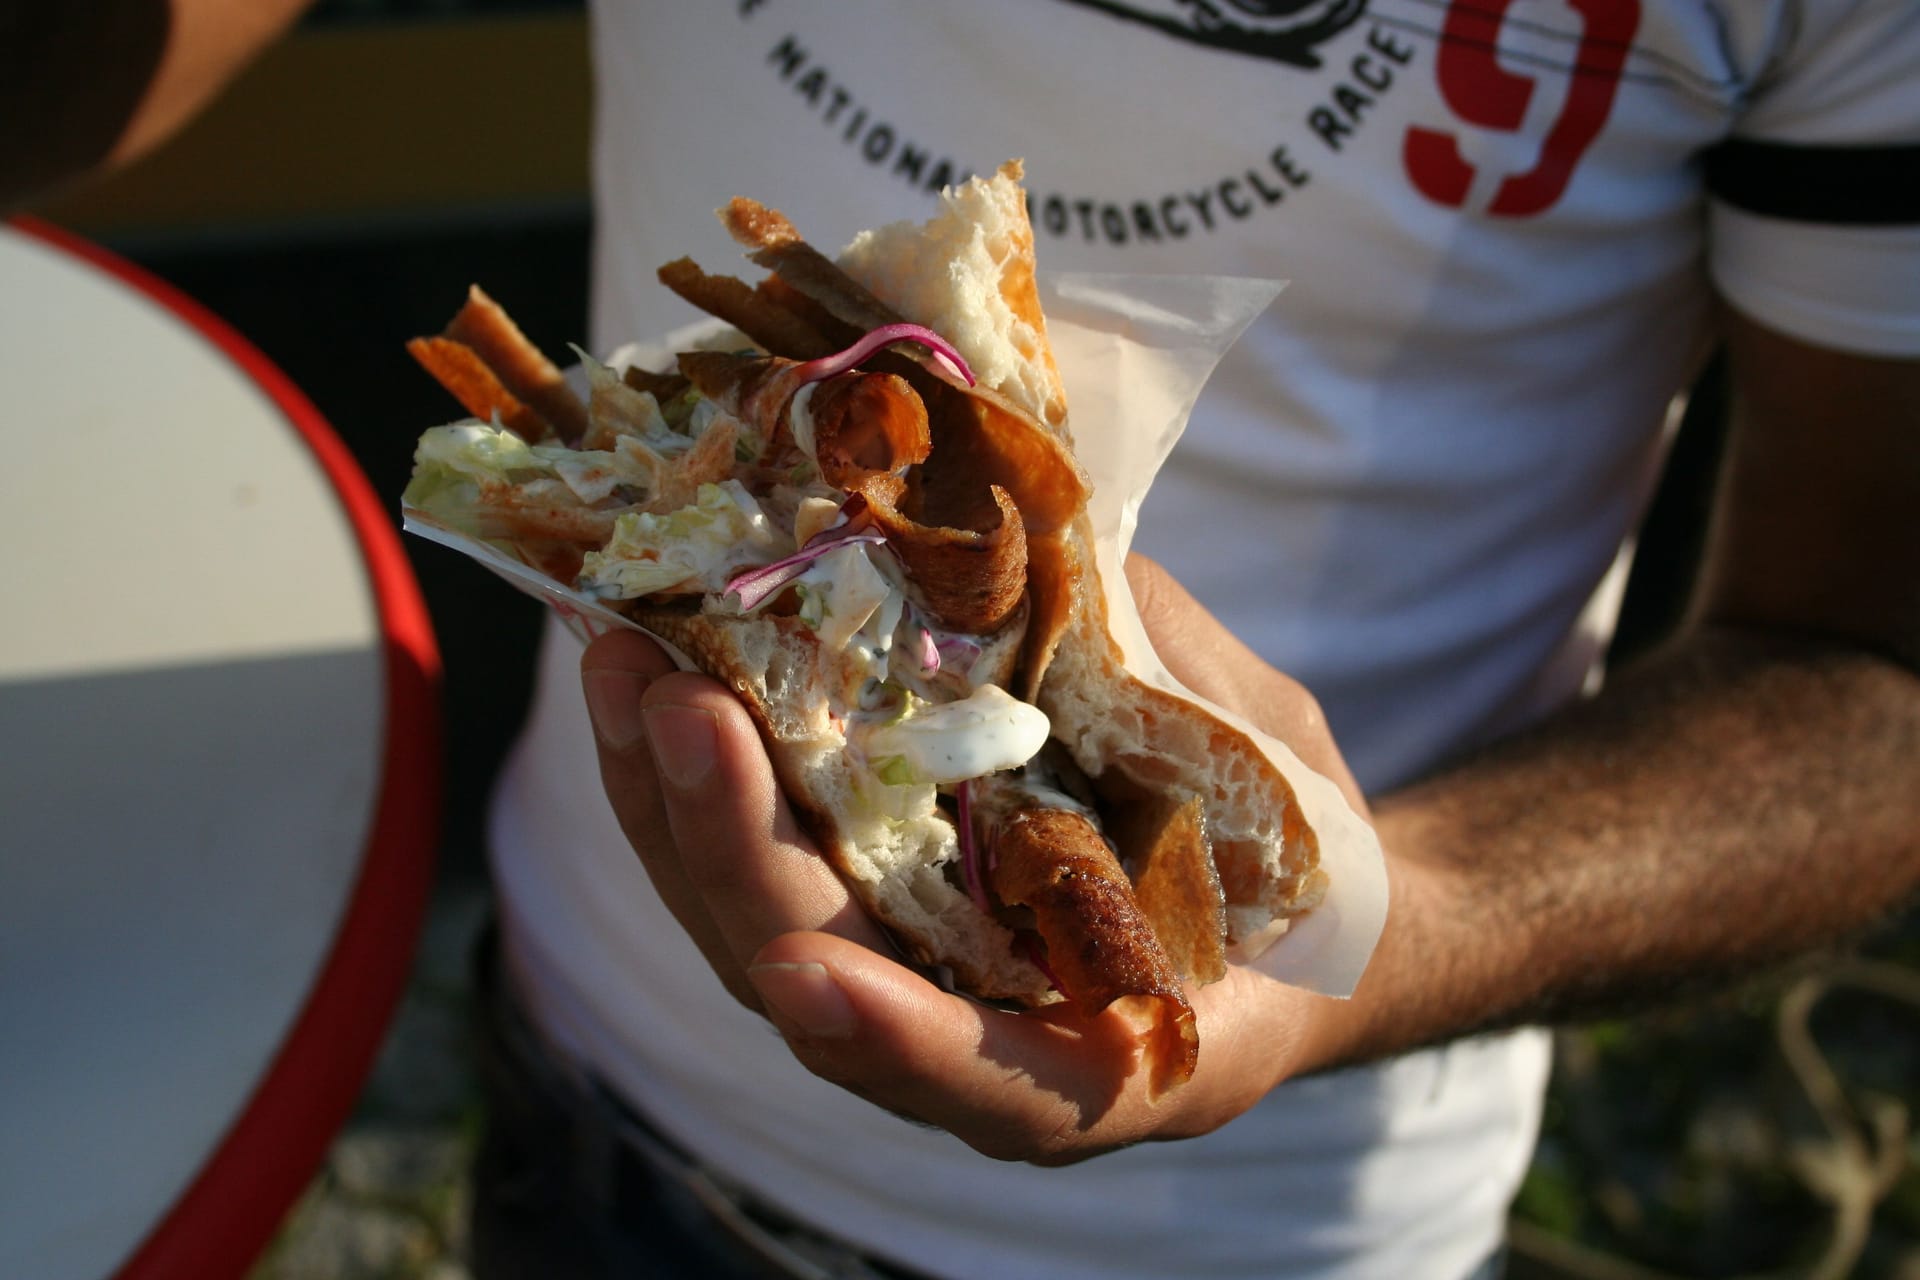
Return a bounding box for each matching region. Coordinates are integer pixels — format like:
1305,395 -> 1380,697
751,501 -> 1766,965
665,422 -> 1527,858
7,215 -> 446,1280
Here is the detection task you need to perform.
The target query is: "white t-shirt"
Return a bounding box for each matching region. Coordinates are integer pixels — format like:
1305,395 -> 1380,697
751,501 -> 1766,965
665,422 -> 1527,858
490,2 -> 1920,1276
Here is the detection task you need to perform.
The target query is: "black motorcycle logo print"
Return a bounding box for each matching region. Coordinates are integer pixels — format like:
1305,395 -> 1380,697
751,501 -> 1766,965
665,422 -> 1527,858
1054,0 -> 1369,69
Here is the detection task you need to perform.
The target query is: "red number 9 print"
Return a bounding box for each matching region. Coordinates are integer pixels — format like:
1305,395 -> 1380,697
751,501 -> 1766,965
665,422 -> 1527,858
1404,0 -> 1641,216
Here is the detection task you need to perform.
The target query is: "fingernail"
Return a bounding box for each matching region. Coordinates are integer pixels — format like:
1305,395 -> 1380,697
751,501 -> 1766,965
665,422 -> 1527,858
583,668 -> 651,751
643,704 -> 717,788
748,962 -> 857,1039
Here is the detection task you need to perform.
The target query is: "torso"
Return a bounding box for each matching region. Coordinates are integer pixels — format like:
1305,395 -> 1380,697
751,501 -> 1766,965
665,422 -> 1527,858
492,2 -> 1840,1275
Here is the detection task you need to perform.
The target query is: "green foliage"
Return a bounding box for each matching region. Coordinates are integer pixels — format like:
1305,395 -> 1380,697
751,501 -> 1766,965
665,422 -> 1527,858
1514,918 -> 1920,1279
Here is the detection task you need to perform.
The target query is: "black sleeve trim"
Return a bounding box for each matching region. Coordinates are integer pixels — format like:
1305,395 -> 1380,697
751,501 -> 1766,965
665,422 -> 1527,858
1703,139 -> 1920,226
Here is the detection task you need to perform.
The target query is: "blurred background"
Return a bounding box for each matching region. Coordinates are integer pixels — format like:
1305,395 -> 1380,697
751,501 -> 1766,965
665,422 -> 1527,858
16,1 -> 1917,1276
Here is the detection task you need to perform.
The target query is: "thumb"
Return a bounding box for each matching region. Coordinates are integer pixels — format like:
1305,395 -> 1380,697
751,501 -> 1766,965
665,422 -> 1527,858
1122,555 -> 1365,813
580,627 -> 684,753
1123,553 -> 1265,706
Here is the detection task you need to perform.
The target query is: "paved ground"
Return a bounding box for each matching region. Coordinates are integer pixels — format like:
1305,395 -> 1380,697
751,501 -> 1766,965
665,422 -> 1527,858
247,874 -> 490,1280
246,893 -> 1916,1280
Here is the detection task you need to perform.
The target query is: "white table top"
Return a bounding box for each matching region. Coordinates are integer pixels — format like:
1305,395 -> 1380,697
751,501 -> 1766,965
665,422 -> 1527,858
0,221 -> 436,1280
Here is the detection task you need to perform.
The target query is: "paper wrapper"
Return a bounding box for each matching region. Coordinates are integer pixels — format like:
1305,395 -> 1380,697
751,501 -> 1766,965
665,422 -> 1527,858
403,273 -> 1387,997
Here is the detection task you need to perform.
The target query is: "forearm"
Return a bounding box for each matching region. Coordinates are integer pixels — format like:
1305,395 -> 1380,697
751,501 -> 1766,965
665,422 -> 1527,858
1316,626 -> 1920,1069
1,0 -> 313,209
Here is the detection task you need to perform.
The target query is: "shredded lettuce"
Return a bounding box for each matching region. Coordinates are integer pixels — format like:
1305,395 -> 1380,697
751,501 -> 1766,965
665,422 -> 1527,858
870,755 -> 919,787
408,421 -> 545,489
794,582 -> 829,629
572,345 -> 688,447
797,544 -> 894,650
402,422 -> 561,532
406,419 -> 667,514
578,480 -> 786,599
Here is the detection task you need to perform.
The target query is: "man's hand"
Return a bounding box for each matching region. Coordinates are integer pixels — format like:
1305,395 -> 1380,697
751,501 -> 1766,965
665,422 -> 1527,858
577,555 -> 1366,1165
578,296 -> 1920,1165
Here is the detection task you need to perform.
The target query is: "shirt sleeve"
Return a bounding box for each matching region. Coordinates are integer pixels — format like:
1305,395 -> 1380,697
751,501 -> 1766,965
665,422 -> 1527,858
1703,0 -> 1920,356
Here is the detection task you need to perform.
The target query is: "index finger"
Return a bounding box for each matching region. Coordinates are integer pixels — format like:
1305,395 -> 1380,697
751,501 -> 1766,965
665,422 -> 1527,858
638,667 -> 895,969
582,628 -> 757,1004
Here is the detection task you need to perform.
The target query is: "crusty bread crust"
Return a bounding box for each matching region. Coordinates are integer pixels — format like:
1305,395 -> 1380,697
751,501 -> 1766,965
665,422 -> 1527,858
839,162 -> 1327,949
839,160 -> 1069,434
1035,516 -> 1327,942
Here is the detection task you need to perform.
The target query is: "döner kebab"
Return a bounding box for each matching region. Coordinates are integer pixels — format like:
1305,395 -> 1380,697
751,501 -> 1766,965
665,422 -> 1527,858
403,162 -> 1328,1094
